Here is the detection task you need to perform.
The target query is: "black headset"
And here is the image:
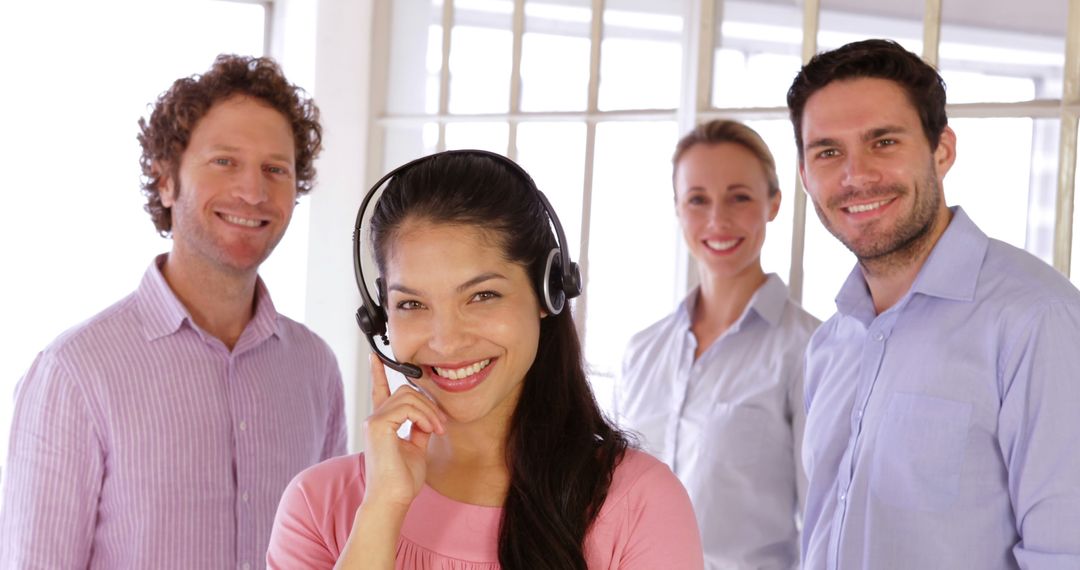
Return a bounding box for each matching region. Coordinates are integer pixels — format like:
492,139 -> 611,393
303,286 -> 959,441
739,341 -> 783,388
352,149 -> 582,379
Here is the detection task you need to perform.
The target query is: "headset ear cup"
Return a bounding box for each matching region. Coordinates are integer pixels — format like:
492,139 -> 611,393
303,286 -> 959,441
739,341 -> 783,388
542,248 -> 566,315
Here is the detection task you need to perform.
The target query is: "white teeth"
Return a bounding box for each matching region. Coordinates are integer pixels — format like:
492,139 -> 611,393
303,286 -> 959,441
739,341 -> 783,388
222,214 -> 262,227
705,239 -> 739,251
847,200 -> 889,214
434,359 -> 492,380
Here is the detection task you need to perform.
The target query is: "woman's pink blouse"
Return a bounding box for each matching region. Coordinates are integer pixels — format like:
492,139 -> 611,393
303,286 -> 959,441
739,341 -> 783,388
266,449 -> 704,569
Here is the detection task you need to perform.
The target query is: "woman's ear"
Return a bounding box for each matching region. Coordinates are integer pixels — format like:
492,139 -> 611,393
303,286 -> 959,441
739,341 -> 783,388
767,190 -> 781,222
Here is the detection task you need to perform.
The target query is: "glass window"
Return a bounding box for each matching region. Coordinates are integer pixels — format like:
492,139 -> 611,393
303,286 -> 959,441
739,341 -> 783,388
800,203 -> 855,321
387,0 -> 443,115
713,0 -> 803,109
516,122 -> 588,257
445,121 -> 509,153
744,119 -> 799,283
948,118 -> 1059,265
449,1 -> 514,114
818,1 -> 922,55
939,0 -> 1066,103
0,0 -> 267,469
586,121 -> 680,412
598,0 -> 685,111
521,0 -> 592,112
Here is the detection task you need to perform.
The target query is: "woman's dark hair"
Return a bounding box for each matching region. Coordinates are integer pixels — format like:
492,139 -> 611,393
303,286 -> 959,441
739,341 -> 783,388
787,38 -> 948,159
137,54 -> 322,236
370,152 -> 631,569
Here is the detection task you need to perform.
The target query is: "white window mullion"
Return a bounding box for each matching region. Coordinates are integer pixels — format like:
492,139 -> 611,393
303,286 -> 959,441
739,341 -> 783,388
922,0 -> 942,67
1053,0 -> 1080,275
575,0 -> 605,344
508,0 -> 525,160
788,0 -> 821,303
438,0 -> 455,151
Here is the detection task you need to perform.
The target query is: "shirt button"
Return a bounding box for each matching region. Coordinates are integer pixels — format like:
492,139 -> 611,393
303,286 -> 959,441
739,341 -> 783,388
855,409 -> 863,419
839,489 -> 847,502
239,420 -> 248,431
242,563 -> 251,570
242,492 -> 250,502
872,331 -> 885,342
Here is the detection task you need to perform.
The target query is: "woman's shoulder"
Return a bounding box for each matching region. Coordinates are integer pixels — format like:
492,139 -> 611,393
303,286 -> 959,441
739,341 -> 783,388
588,449 -> 705,568
285,453 -> 367,513
603,449 -> 686,510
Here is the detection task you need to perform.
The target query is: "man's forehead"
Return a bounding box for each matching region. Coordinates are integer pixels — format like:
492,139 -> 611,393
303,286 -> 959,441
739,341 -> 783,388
802,78 -> 919,132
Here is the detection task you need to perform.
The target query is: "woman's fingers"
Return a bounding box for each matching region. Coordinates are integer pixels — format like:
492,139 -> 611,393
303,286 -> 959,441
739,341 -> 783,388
369,353 -> 392,408
369,387 -> 446,436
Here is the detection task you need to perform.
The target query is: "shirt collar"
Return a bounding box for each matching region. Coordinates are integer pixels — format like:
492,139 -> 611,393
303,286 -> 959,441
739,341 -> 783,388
136,253 -> 281,345
835,206 -> 988,319
679,273 -> 790,331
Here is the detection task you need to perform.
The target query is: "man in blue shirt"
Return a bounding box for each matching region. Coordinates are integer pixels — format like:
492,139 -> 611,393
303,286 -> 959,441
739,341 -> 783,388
788,38 -> 1080,569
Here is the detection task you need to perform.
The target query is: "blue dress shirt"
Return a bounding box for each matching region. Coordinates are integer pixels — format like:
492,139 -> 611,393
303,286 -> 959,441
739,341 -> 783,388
802,207 -> 1080,569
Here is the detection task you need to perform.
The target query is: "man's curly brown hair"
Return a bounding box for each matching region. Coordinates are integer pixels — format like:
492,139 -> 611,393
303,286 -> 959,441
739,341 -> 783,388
137,54 -> 322,236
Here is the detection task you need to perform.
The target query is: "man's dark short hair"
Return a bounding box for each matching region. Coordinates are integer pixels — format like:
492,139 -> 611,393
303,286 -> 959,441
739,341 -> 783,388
137,54 -> 322,236
787,39 -> 947,160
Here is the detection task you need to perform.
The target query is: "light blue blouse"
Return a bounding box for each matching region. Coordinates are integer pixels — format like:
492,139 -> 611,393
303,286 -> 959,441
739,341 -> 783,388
616,274 -> 820,570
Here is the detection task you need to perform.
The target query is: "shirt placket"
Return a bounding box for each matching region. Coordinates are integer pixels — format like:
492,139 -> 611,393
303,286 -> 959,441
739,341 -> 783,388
228,354 -> 256,570
664,329 -> 697,470
828,316 -> 893,570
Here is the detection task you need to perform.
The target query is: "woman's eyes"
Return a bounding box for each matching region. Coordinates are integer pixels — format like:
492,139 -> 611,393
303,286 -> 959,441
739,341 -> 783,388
395,300 -> 425,311
393,291 -> 500,311
471,290 -> 501,303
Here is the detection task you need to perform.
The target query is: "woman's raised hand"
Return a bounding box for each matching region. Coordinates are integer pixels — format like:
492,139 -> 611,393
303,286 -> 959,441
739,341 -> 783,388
361,353 -> 447,510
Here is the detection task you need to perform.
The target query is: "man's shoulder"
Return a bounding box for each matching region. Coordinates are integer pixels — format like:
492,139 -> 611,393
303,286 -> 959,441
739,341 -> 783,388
45,291 -> 143,359
982,238 -> 1080,307
270,313 -> 337,359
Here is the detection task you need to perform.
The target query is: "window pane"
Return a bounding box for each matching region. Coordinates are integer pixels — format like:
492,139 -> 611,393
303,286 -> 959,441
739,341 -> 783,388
445,121 -> 509,153
521,0 -> 592,112
818,1 -> 922,55
598,0 -> 684,111
0,0 -> 267,467
516,122 -> 588,258
743,120 -> 798,284
387,0 -> 443,115
449,1 -> 514,113
948,118 -> 1058,265
800,204 -> 856,321
586,121 -> 680,412
713,0 -> 803,109
939,0 -> 1065,103
381,124 -> 441,171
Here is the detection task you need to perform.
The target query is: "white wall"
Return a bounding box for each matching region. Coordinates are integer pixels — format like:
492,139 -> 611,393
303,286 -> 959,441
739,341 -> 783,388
271,0 -> 376,451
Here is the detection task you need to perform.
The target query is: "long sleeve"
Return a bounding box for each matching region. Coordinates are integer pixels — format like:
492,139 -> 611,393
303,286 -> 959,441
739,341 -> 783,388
266,474 -> 339,570
610,457 -> 704,570
0,352 -> 104,569
998,300 -> 1080,568
322,364 -> 348,459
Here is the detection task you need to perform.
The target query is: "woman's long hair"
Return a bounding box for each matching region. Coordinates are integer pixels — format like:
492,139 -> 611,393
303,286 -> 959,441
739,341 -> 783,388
370,152 -> 631,569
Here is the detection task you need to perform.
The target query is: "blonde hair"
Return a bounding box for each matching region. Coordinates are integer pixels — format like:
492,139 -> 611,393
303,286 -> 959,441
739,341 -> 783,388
672,119 -> 780,197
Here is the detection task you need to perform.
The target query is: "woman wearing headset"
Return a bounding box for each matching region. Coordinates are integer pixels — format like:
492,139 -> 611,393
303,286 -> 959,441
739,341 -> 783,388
266,151 -> 703,569
614,121 -> 820,570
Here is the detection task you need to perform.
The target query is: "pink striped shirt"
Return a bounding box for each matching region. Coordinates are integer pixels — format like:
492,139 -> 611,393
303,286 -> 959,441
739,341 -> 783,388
0,255 -> 347,569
